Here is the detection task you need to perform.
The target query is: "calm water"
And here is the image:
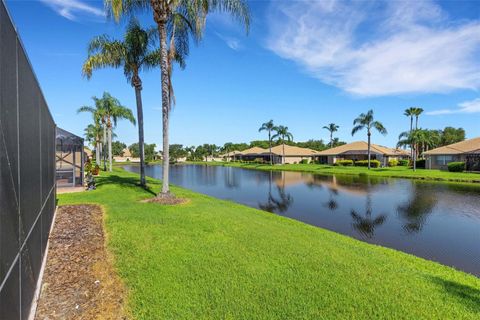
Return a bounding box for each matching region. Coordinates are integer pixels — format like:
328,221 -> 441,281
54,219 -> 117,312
124,164 -> 480,276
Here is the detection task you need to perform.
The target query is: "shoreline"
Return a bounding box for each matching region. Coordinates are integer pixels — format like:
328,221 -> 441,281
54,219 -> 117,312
183,161 -> 480,184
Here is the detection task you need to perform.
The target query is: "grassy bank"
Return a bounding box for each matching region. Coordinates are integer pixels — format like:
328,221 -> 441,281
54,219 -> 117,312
188,161 -> 480,183
58,168 -> 480,319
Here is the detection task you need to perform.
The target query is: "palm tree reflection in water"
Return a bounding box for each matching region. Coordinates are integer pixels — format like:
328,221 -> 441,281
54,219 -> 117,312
259,171 -> 293,214
350,194 -> 387,238
397,185 -> 436,233
325,188 -> 339,211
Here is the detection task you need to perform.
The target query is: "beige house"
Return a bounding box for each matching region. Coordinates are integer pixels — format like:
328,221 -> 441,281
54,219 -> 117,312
220,150 -> 243,161
114,148 -> 140,163
315,141 -> 409,166
233,146 -> 268,162
424,137 -> 480,170
270,144 -> 318,164
235,144 -> 318,164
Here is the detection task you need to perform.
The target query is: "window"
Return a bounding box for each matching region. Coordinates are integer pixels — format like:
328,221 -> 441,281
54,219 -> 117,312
435,155 -> 453,165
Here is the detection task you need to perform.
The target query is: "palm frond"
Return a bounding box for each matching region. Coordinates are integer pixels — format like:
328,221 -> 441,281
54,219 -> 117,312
373,121 -> 387,135
351,125 -> 364,136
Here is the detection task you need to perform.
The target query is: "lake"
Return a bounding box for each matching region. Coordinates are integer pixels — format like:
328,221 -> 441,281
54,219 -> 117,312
124,164 -> 480,276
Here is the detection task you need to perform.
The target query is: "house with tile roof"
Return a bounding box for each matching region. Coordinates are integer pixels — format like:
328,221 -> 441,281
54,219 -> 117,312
423,137 -> 480,170
315,141 -> 410,166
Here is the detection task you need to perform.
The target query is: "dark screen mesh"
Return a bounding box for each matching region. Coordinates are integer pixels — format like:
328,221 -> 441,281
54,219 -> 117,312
0,2 -> 56,319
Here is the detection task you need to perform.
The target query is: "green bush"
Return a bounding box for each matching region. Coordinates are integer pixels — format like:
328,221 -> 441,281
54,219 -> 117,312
388,159 -> 398,167
398,159 -> 409,166
299,159 -> 309,164
447,162 -> 465,172
335,160 -> 354,166
415,159 -> 426,169
85,160 -> 93,174
355,160 -> 381,168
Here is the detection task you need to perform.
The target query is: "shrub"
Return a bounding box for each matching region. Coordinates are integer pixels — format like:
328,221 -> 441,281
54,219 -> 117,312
448,162 -> 465,172
299,159 -> 309,164
398,159 -> 409,166
415,159 -> 426,169
335,160 -> 354,166
388,159 -> 398,167
355,160 -> 380,168
85,160 -> 93,174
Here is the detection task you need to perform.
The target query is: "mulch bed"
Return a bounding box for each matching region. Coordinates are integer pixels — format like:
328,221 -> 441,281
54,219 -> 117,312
35,205 -> 126,320
141,192 -> 189,205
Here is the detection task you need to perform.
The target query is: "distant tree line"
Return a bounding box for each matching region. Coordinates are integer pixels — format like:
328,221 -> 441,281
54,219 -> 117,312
162,139 -> 346,163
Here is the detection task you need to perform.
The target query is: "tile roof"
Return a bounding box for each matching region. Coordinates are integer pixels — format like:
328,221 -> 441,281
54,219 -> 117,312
315,141 -> 409,156
424,137 -> 480,155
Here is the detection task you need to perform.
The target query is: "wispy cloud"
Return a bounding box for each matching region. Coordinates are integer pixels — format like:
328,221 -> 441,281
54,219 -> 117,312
215,32 -> 242,51
267,0 -> 480,96
426,98 -> 480,115
40,0 -> 105,21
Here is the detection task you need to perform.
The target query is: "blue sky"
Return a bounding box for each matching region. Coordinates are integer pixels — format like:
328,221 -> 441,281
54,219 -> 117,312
5,0 -> 480,149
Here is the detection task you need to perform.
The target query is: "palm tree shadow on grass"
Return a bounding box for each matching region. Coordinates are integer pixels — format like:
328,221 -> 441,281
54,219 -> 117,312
427,276 -> 480,313
95,175 -> 157,196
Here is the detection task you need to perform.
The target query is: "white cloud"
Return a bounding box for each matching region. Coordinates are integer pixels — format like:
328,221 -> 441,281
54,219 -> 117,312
40,0 -> 105,21
267,0 -> 480,96
426,98 -> 480,115
215,32 -> 242,51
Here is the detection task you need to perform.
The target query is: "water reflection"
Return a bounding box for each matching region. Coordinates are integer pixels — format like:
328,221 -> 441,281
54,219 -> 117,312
124,164 -> 480,276
259,186 -> 293,214
397,185 -> 437,233
324,188 -> 339,211
259,171 -> 293,214
224,166 -> 241,189
350,194 -> 387,238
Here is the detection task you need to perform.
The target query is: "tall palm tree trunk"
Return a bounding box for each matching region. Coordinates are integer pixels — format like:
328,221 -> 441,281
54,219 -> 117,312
133,76 -> 146,186
367,132 -> 371,170
269,131 -> 272,165
409,117 -> 413,161
330,132 -> 333,147
158,20 -> 170,195
96,139 -> 101,166
108,125 -> 112,171
413,145 -> 417,171
103,123 -> 107,171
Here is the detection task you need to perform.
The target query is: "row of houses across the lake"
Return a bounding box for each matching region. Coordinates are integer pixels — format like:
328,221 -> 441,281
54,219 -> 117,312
220,142 -> 409,166
219,137 -> 480,170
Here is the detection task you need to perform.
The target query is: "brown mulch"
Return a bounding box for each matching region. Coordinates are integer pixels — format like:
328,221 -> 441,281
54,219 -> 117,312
140,193 -> 189,205
35,205 -> 126,320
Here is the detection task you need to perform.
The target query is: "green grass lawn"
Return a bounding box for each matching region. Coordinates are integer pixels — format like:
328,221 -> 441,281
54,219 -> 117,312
58,168 -> 480,319
188,161 -> 480,183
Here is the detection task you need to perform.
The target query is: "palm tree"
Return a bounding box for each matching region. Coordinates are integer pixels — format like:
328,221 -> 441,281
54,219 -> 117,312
78,100 -> 105,167
101,93 -> 136,171
272,125 -> 293,165
79,93 -> 136,172
404,107 -> 415,160
323,123 -> 339,147
397,129 -> 426,171
258,120 -> 275,165
412,107 -> 424,129
105,0 -> 250,197
205,144 -> 218,161
404,107 -> 416,133
351,109 -> 387,170
83,123 -> 102,164
83,19 -> 161,186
